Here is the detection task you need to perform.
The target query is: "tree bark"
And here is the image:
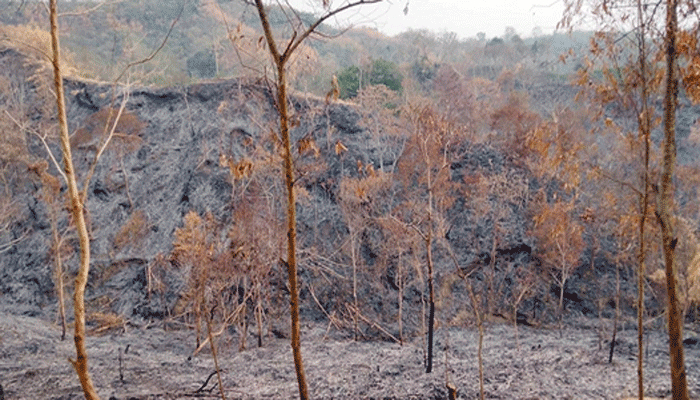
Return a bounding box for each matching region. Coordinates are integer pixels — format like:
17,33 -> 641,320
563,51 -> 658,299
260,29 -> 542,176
49,0 -> 100,398
659,1 -> 689,398
426,231 -> 435,373
636,0 -> 651,396
251,1 -> 384,396
466,282 -> 485,400
609,263 -> 620,363
424,130 -> 435,374
253,2 -> 308,398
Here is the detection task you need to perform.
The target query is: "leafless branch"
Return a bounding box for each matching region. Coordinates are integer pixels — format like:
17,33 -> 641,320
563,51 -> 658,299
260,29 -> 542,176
3,109 -> 68,183
0,34 -> 52,63
215,1 -> 266,76
190,292 -> 251,357
80,87 -> 130,202
346,303 -> 399,343
113,0 -> 186,83
283,0 -> 384,62
388,214 -> 427,241
0,230 -> 29,254
58,0 -> 123,17
591,164 -> 643,196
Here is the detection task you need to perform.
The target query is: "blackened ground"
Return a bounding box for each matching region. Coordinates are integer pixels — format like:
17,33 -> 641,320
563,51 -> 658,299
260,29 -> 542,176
1,313 -> 699,399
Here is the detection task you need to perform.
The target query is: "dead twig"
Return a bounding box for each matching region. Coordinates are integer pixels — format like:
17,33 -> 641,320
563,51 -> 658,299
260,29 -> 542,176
346,304 -> 399,343
308,283 -> 341,331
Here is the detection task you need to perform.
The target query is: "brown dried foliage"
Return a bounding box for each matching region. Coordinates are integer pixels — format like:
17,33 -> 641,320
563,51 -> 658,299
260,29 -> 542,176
113,210 -> 149,252
71,107 -> 146,150
530,195 -> 584,324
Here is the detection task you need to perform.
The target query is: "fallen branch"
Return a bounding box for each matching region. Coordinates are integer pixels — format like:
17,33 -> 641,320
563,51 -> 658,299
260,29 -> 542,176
191,292 -> 252,357
346,304 -> 399,343
308,284 -> 342,331
195,370 -> 219,393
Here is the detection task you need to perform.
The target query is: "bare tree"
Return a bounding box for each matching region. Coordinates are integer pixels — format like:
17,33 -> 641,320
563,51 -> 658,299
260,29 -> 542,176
45,2 -> 182,397
634,0 -> 652,395
658,1 -> 688,398
395,103 -> 457,373
531,196 -> 584,330
250,1 -> 385,397
49,1 -> 100,397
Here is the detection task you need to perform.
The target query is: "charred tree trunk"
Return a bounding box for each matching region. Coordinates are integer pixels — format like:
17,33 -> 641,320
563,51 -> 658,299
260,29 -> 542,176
426,230 -> 435,373
425,155 -> 435,374
609,263 -> 620,363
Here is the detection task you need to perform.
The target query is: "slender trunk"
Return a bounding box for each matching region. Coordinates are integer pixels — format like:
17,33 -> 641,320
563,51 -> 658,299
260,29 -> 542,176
206,308 -> 226,400
425,168 -> 435,374
256,288 -> 264,348
477,314 -> 484,400
609,264 -> 620,363
660,1 -> 688,398
426,231 -> 435,373
513,289 -> 527,351
636,0 -> 651,396
196,292 -> 202,348
425,140 -> 435,374
398,255 -> 403,345
466,282 -> 484,400
120,158 -> 133,208
558,274 -> 566,333
279,64 -> 309,399
351,230 -> 359,340
57,259 -> 67,341
52,221 -> 67,341
513,303 -> 519,351
238,279 -> 247,351
445,331 -> 457,400
421,277 -> 427,362
487,239 -> 497,315
49,1 -> 100,398
253,2 -> 309,396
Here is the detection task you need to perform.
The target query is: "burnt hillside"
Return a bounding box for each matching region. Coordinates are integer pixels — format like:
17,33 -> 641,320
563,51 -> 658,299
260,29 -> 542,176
0,45 -> 551,333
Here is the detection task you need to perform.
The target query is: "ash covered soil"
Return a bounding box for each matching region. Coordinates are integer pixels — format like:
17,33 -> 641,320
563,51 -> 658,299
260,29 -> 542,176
2,313 -> 700,399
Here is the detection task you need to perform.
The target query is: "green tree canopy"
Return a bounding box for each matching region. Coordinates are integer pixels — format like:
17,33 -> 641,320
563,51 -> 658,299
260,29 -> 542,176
337,58 -> 403,99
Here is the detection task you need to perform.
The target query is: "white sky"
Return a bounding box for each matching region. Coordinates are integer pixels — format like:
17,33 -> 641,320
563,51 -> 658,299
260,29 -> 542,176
285,0 -> 566,39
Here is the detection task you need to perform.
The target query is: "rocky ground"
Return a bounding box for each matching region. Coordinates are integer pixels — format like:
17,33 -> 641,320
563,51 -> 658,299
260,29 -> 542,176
1,312 -> 700,399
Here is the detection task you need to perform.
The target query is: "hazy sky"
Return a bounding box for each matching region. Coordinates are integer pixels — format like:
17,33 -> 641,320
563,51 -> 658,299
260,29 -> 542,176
286,0 -> 566,39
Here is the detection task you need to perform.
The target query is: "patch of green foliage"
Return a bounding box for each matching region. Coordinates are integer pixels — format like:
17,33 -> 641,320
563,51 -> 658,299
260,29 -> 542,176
336,58 -> 403,99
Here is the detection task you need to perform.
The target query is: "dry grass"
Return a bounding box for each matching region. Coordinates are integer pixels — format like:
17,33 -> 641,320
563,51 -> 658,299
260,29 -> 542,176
0,24 -> 81,77
113,210 -> 149,252
87,311 -> 127,335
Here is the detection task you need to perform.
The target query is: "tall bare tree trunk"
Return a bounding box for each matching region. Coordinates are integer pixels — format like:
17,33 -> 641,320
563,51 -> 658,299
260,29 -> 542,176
51,219 -> 67,341
252,1 -> 384,397
609,263 -> 620,363
466,282 -> 485,400
49,1 -> 100,398
659,1 -> 689,398
277,59 -> 309,400
398,255 -> 404,345
426,229 -> 435,373
636,0 -> 651,396
253,2 -> 308,397
351,229 -> 359,340
425,151 -> 435,374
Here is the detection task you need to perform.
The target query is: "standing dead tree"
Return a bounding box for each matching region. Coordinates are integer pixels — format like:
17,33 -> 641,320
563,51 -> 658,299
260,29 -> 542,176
658,1 -> 688,398
396,103 -> 457,373
45,2 -> 182,397
250,1 -> 385,398
49,0 -> 99,397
